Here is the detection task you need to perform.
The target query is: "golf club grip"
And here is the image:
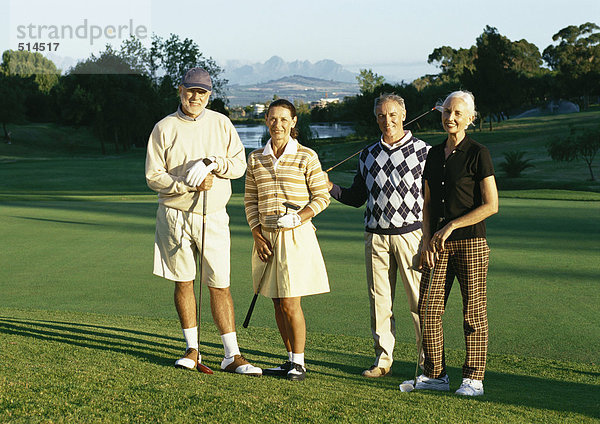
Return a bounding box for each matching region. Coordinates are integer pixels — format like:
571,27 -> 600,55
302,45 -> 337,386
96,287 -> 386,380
243,293 -> 259,328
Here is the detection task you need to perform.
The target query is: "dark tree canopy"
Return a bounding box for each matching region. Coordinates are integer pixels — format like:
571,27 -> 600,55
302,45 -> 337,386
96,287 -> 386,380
0,50 -> 60,129
0,74 -> 27,138
543,22 -> 600,108
118,34 -> 228,100
427,45 -> 477,84
57,47 -> 159,154
548,126 -> 600,181
1,50 -> 60,93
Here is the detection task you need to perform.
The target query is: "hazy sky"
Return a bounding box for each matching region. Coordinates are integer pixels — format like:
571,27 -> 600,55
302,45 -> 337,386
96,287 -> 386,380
3,0 -> 598,82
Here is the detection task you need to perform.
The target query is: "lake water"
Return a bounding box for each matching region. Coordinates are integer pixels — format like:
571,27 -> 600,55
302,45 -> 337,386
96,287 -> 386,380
235,123 -> 354,149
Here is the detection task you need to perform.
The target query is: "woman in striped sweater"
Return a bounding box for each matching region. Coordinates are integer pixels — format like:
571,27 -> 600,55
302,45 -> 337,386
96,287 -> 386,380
244,99 -> 330,381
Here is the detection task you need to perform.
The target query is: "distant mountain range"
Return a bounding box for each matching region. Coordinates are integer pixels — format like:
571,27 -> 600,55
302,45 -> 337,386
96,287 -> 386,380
226,74 -> 359,107
223,56 -> 361,106
223,55 -> 358,85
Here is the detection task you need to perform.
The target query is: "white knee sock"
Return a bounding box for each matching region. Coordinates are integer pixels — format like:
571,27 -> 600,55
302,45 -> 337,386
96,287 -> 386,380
221,332 -> 241,358
288,351 -> 293,361
182,327 -> 198,350
292,352 -> 304,368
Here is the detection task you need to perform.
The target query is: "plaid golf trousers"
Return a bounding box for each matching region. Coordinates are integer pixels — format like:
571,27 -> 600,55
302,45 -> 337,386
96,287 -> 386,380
420,238 -> 490,381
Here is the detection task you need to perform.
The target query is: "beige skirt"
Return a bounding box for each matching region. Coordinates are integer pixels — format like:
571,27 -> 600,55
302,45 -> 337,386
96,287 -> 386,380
252,222 -> 330,298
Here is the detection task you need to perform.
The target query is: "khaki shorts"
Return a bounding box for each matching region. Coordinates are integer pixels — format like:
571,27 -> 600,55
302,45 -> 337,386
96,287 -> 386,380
153,204 -> 230,287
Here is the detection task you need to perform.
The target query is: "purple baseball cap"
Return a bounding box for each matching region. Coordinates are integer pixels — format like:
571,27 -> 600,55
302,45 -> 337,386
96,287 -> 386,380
180,67 -> 212,91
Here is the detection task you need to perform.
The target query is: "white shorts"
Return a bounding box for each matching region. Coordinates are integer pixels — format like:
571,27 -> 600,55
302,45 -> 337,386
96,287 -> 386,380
153,204 -> 230,287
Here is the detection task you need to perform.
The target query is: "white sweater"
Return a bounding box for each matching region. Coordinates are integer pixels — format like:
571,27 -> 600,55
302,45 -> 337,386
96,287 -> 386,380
145,107 -> 246,214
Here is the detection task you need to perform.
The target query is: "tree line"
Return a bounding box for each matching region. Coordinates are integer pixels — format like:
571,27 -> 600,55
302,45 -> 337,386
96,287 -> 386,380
312,23 -> 600,133
0,34 -> 228,154
0,23 -> 598,155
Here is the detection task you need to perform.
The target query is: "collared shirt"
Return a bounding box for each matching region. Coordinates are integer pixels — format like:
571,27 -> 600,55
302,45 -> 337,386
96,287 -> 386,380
423,135 -> 495,241
380,130 -> 412,150
262,138 -> 298,170
177,105 -> 206,121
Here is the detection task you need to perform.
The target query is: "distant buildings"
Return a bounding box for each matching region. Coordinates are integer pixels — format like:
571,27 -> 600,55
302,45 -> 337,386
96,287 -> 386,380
310,98 -> 340,109
227,98 -> 344,120
252,103 -> 266,117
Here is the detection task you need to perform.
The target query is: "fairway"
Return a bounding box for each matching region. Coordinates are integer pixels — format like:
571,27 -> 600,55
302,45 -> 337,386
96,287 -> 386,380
1,112 -> 600,421
1,194 -> 598,361
1,192 -> 599,422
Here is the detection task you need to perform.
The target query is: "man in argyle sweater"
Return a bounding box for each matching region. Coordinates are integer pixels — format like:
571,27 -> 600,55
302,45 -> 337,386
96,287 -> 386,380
326,93 -> 430,378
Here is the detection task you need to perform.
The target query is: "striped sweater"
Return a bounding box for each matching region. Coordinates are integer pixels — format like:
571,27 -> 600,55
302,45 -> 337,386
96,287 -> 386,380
244,139 -> 330,230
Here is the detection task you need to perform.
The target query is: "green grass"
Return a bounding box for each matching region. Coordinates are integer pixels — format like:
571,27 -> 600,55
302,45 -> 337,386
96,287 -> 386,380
1,309 -> 598,423
1,195 -> 598,364
0,122 -> 104,159
1,113 -> 600,422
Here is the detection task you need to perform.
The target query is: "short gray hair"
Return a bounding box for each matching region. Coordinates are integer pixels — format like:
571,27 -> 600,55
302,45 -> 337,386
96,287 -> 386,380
443,90 -> 477,118
373,93 -> 405,116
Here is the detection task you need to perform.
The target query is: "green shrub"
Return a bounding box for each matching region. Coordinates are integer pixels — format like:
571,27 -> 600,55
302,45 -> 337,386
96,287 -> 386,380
499,150 -> 535,177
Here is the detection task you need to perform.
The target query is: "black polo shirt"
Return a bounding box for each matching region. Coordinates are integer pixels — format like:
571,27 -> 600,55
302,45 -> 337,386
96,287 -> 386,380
423,136 -> 495,241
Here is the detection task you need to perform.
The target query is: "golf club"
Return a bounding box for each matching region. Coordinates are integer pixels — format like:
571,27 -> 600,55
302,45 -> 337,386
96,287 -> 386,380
399,263 -> 436,393
196,189 -> 214,374
325,106 -> 443,173
243,201 -> 301,328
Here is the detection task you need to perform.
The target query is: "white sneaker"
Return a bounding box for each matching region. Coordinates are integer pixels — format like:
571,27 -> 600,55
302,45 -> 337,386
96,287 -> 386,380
455,378 -> 484,396
401,374 -> 450,391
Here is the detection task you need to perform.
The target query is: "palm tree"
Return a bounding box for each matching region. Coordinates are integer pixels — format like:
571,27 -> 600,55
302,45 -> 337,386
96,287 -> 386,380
499,151 -> 535,178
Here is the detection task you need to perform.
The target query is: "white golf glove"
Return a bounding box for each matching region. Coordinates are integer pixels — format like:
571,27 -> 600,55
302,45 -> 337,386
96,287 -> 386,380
276,212 -> 301,228
185,158 -> 217,187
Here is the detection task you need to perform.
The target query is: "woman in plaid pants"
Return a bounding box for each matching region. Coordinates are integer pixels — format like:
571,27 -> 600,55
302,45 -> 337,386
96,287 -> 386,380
402,90 -> 498,396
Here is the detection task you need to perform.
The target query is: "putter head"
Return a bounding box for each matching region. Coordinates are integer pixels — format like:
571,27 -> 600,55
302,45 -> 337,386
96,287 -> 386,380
282,201 -> 301,211
197,362 -> 214,374
399,382 -> 415,393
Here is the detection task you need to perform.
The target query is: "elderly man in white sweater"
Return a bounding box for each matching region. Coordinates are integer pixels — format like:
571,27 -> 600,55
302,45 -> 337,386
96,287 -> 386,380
146,67 -> 261,376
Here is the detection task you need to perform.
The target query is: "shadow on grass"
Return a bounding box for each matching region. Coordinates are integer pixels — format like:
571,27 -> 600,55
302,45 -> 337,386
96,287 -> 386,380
305,354 -> 600,419
11,216 -> 102,226
1,315 -> 598,418
480,369 -> 600,419
0,316 -> 222,368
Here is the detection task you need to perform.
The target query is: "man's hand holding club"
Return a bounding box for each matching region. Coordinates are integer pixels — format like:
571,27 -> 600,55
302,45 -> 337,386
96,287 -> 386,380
186,158 -> 217,191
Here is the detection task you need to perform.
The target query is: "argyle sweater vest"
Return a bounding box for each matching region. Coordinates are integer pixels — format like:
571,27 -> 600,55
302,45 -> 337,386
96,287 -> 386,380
359,137 -> 430,233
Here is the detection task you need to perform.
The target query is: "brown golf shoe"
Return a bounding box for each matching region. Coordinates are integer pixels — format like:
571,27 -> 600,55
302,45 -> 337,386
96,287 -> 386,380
362,365 -> 392,378
221,354 -> 262,376
174,348 -> 198,370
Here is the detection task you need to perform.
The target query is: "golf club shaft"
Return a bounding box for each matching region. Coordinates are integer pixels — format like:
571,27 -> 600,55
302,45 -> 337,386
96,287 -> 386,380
325,107 -> 437,173
243,228 -> 281,328
197,191 -> 207,347
413,263 -> 435,384
243,203 -> 299,328
242,294 -> 259,328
